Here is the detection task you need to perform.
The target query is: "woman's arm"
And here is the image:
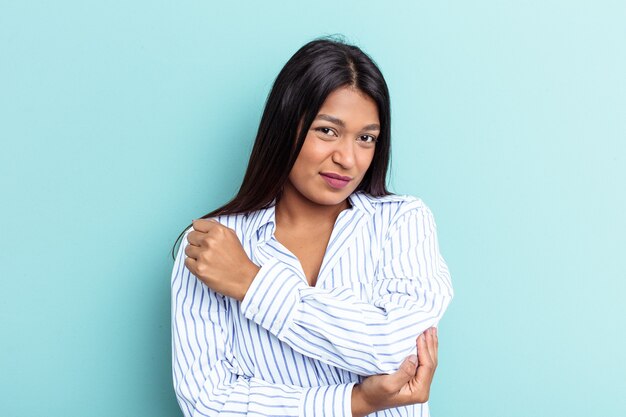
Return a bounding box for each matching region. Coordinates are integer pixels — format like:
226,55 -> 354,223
352,328 -> 439,417
239,201 -> 454,376
172,231 -> 355,416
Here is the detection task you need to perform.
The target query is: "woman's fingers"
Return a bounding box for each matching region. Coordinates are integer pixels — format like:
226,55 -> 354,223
406,332 -> 434,403
355,354 -> 419,412
386,355 -> 419,392
359,329 -> 441,408
184,243 -> 201,260
186,229 -> 208,246
425,327 -> 438,367
422,327 -> 437,366
417,331 -> 433,370
191,218 -> 221,233
430,327 -> 438,366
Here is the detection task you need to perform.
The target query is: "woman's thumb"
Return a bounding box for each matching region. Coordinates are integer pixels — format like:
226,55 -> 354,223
388,355 -> 418,388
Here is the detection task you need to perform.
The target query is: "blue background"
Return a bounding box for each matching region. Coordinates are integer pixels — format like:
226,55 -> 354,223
1,1 -> 624,416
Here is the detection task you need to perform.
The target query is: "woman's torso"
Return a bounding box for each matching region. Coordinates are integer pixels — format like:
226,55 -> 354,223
212,191 -> 432,415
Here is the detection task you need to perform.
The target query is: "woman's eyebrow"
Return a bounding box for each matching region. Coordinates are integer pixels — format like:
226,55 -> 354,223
361,123 -> 381,131
315,114 -> 381,131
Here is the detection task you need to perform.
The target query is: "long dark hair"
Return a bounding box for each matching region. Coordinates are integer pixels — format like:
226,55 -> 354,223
171,35 -> 393,260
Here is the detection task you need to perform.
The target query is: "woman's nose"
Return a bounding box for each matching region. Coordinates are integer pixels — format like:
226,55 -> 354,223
331,137 -> 356,169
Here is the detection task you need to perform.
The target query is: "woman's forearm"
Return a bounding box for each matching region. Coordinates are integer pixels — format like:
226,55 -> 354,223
351,384 -> 375,417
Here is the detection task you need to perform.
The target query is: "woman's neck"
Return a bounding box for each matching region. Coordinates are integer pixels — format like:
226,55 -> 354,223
275,181 -> 351,230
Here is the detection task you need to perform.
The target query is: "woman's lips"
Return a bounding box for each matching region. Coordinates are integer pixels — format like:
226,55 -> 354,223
320,173 -> 351,189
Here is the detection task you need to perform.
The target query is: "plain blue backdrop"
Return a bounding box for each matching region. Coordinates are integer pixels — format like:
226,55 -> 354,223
1,1 -> 624,416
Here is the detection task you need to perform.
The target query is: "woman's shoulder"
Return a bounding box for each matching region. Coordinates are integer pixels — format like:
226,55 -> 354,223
181,211 -> 250,238
355,191 -> 438,238
364,192 -> 422,205
358,191 -> 430,217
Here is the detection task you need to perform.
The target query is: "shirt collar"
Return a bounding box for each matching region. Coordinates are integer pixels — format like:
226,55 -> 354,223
243,191 -> 376,243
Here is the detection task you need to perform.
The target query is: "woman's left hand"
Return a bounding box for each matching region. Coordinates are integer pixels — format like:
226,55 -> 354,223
184,219 -> 260,301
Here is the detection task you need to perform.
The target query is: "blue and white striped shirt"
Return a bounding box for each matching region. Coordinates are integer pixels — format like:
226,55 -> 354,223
171,191 -> 454,416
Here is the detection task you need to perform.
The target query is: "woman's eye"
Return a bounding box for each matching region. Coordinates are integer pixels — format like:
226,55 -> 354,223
315,127 -> 337,137
358,135 -> 377,144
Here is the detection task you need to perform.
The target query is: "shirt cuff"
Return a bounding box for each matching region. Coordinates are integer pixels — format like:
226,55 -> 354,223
240,257 -> 307,338
301,382 -> 357,417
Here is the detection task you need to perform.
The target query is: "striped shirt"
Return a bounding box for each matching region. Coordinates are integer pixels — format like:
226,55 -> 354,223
171,191 -> 454,416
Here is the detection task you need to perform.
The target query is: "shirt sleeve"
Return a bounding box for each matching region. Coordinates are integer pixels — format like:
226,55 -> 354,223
171,229 -> 356,417
240,202 -> 454,376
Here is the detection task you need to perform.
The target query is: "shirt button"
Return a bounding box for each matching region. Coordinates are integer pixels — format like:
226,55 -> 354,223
248,304 -> 259,315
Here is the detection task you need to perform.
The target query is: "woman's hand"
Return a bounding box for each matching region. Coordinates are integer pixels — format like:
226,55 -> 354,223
351,327 -> 439,417
184,219 -> 260,301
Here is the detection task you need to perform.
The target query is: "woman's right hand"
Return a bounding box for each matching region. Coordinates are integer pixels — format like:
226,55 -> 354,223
351,327 -> 439,417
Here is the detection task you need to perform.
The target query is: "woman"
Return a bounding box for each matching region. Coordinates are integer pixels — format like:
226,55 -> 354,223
171,37 -> 454,416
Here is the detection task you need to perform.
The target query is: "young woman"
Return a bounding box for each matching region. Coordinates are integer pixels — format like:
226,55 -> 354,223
171,37 -> 454,416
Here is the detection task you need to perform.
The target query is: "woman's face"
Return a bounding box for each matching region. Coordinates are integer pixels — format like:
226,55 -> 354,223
287,86 -> 380,207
